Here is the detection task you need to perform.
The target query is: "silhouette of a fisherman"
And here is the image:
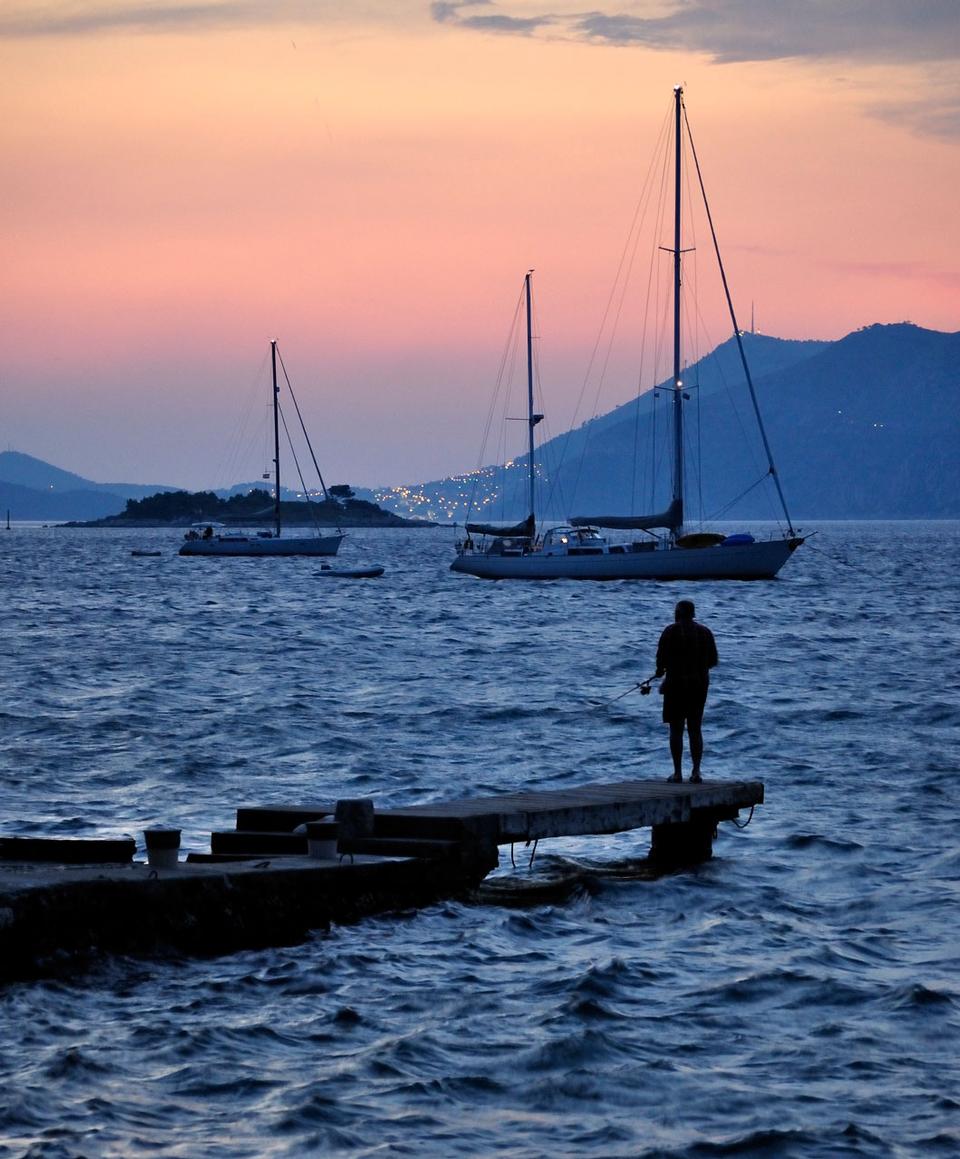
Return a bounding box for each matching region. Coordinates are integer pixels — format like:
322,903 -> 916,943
655,599 -> 718,783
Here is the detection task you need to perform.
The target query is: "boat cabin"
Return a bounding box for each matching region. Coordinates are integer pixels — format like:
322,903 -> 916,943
486,536 -> 532,556
540,526 -> 607,556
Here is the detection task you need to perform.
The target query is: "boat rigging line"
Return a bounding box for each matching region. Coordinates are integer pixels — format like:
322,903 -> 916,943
555,103 -> 675,519
274,345 -> 343,537
681,98 -> 796,536
460,282 -> 526,530
275,348 -> 333,504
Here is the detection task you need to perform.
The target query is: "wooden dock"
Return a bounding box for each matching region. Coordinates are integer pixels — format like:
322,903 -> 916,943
0,778 -> 762,980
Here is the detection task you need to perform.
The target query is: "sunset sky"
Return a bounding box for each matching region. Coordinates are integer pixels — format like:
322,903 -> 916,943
2,1 -> 958,491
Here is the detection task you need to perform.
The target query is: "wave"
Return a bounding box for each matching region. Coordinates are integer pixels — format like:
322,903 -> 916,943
3,523 -> 959,1156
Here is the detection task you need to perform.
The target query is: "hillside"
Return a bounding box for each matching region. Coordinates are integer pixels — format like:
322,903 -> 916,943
6,324 -> 958,523
760,324 -> 958,518
0,451 -> 176,521
372,323 -> 959,522
0,453 -> 388,524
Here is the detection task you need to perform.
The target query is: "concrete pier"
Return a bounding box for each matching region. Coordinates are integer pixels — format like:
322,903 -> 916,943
231,778 -> 762,860
0,849 -> 496,983
0,778 -> 761,980
383,779 -> 762,863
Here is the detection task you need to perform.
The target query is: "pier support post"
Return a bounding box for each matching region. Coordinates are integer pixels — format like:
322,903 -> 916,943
648,818 -> 716,868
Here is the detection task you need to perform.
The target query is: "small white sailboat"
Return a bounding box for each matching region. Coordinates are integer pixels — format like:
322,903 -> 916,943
180,341 -> 344,558
452,87 -> 803,582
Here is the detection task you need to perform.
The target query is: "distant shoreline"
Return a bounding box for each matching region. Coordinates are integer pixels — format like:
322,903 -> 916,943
63,514 -> 437,530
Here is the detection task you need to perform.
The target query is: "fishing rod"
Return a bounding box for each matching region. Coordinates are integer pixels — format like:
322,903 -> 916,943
601,674 -> 659,707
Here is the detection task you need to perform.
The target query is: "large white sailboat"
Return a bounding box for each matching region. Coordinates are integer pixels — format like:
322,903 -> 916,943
451,87 -> 804,582
180,341 -> 344,558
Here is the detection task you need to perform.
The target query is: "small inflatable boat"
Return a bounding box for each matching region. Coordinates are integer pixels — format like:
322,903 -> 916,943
318,564 -> 385,579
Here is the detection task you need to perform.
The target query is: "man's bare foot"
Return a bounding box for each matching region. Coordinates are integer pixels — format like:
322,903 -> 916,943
666,772 -> 682,783
690,772 -> 703,784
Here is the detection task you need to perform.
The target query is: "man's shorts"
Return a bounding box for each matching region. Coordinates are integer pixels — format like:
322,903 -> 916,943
662,678 -> 708,725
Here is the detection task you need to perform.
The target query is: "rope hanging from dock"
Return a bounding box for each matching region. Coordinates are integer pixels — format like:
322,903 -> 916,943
509,838 -> 540,869
730,805 -> 755,830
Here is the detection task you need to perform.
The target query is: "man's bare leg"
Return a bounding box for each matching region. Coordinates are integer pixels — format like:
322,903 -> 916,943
667,721 -> 684,781
689,721 -> 703,782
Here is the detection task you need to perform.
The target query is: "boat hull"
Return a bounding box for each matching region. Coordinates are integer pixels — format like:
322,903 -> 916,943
451,537 -> 802,580
180,533 -> 343,558
318,565 -> 384,578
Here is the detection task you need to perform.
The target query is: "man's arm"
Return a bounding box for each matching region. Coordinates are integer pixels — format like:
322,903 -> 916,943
655,626 -> 670,677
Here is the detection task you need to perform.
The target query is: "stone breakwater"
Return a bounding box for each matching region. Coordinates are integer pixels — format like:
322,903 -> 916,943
0,850 -> 498,982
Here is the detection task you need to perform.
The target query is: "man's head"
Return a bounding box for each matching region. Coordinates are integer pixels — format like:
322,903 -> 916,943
675,599 -> 695,622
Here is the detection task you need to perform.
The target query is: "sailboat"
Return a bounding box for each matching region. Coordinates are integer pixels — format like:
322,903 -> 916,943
451,87 -> 804,581
179,341 -> 344,558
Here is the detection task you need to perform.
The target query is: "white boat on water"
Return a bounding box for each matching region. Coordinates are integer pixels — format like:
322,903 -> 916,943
180,341 -> 344,559
180,528 -> 343,558
458,522 -> 799,581
451,87 -> 804,582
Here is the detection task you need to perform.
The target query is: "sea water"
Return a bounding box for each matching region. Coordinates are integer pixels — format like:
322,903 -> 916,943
1,522 -> 958,1158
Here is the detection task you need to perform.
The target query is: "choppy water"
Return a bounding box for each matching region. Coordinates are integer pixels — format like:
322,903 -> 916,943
1,522 -> 958,1158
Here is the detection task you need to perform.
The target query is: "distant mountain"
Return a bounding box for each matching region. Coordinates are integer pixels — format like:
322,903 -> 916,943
7,323 -> 959,523
371,323 -> 959,522
0,451 -> 173,498
741,323 -> 959,519
0,479 -> 125,521
0,452 -> 182,521
0,454 -> 308,522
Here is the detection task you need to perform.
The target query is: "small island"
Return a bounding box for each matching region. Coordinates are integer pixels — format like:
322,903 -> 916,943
69,485 -> 433,529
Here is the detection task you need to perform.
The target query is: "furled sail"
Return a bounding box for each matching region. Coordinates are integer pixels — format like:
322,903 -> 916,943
568,500 -> 682,533
465,513 -> 535,539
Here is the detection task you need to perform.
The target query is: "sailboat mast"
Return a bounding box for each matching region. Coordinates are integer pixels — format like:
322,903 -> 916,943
271,339 -> 281,538
671,85 -> 684,533
525,270 -> 536,527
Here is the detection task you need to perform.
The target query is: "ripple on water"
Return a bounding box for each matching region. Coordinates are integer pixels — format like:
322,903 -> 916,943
1,524 -> 959,1156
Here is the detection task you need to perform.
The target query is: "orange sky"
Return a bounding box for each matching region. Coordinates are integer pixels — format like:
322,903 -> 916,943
2,2 -> 958,489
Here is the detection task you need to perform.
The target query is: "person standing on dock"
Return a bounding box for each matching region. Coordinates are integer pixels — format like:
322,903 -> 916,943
655,599 -> 718,783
